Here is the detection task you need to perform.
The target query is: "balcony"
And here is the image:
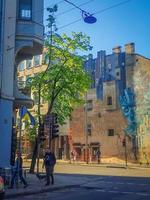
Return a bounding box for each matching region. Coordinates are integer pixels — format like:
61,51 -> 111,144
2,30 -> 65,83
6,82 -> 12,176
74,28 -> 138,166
13,80 -> 33,109
15,20 -> 44,63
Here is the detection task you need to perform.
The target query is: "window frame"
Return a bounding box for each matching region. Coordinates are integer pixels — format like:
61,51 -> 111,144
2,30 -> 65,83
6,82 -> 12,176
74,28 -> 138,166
18,61 -> 25,71
26,59 -> 32,69
34,55 -> 41,67
108,129 -> 114,136
18,0 -> 32,21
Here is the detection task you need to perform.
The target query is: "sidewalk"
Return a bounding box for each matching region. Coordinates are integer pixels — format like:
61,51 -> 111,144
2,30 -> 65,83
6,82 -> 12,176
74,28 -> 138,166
5,173 -> 81,199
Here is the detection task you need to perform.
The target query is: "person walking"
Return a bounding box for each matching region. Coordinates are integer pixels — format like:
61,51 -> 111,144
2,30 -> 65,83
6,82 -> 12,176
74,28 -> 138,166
96,149 -> 101,164
43,148 -> 56,186
10,151 -> 28,188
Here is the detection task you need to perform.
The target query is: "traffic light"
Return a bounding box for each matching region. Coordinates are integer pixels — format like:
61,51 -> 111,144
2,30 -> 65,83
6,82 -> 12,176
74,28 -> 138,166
39,123 -> 46,142
10,127 -> 17,166
51,114 -> 59,139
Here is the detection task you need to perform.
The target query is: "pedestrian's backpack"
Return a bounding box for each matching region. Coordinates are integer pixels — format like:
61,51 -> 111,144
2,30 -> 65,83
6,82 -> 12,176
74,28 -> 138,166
44,154 -> 51,165
44,153 -> 56,165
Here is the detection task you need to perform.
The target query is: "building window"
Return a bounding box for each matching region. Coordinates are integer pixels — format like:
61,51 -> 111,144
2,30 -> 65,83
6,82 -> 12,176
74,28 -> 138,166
108,129 -> 114,136
34,55 -> 41,67
87,100 -> 93,111
87,124 -> 92,135
18,61 -> 25,71
26,59 -> 32,69
115,68 -> 121,80
19,0 -> 32,20
107,96 -> 112,105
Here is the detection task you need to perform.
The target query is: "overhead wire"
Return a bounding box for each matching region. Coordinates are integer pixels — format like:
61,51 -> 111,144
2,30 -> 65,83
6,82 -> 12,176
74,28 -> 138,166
64,0 -> 88,12
56,0 -> 95,17
93,0 -> 132,15
58,0 -> 132,30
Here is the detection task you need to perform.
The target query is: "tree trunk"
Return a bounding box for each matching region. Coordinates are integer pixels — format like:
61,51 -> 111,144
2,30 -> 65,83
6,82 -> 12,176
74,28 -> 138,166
29,138 -> 38,173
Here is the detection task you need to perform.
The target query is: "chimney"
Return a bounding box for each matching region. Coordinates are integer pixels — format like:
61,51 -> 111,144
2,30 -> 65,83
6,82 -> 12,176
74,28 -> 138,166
112,46 -> 121,54
125,43 -> 135,54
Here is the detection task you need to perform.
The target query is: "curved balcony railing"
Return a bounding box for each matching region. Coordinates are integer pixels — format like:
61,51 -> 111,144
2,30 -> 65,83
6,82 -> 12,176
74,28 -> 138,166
16,20 -> 44,44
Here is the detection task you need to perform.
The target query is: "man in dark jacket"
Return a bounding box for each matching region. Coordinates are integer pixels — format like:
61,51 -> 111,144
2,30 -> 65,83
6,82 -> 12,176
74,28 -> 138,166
43,148 -> 56,186
10,151 -> 28,188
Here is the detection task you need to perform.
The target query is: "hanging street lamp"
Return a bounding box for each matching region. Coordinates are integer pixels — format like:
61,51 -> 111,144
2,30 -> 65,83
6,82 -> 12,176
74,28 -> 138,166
64,0 -> 97,24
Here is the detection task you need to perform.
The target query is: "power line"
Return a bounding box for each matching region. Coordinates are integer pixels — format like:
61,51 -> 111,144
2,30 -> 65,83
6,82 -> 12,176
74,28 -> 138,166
56,0 -> 94,17
64,0 -> 85,12
56,18 -> 82,31
93,0 -> 132,15
58,0 -> 132,30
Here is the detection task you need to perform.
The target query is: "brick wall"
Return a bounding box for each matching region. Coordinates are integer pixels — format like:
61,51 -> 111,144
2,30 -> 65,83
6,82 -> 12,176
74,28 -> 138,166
70,89 -> 134,161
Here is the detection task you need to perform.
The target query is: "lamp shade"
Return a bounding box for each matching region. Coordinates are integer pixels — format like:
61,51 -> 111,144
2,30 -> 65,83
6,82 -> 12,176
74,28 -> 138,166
83,15 -> 97,24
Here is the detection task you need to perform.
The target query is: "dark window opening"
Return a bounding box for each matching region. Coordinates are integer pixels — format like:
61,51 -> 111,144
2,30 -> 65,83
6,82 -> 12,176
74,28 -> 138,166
116,72 -> 120,76
18,0 -> 32,20
87,124 -> 92,135
107,96 -> 112,105
87,100 -> 93,111
108,129 -> 114,136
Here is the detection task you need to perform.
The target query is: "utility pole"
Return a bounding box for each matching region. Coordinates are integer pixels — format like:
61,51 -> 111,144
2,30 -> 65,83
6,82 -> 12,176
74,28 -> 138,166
30,83 -> 41,173
124,134 -> 128,167
37,83 -> 41,173
49,117 -> 52,150
84,92 -> 89,164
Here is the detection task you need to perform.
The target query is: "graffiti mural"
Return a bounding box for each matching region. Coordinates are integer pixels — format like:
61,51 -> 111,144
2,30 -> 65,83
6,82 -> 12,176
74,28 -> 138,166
119,88 -> 137,135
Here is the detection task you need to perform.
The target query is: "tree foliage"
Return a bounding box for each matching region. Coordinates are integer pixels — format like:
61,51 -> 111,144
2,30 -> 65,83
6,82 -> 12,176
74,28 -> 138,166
30,31 -> 92,124
25,122 -> 37,145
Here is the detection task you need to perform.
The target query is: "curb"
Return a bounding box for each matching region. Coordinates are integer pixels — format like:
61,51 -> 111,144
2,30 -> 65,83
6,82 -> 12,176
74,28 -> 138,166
5,184 -> 79,199
57,162 -> 150,170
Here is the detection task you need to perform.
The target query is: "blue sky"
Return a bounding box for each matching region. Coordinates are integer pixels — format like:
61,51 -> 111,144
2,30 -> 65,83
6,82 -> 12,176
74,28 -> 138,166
44,0 -> 150,58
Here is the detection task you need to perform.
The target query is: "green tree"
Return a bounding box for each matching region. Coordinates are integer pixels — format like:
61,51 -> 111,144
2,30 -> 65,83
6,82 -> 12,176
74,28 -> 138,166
31,32 -> 92,124
29,5 -> 92,173
26,122 -> 37,146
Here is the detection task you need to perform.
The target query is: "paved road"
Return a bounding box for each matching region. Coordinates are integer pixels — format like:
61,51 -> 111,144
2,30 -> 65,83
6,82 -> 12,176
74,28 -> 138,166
9,175 -> 150,200
7,164 -> 150,200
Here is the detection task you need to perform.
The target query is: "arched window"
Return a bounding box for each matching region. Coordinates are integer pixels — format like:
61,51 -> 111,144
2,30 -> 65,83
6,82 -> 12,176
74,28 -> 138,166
18,0 -> 32,20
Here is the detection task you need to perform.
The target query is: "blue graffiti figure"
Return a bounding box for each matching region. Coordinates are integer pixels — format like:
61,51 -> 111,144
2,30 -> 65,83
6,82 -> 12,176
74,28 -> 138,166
119,88 -> 136,135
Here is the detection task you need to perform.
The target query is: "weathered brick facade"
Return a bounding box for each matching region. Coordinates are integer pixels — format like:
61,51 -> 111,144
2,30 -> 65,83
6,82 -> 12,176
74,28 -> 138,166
70,89 -> 134,162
